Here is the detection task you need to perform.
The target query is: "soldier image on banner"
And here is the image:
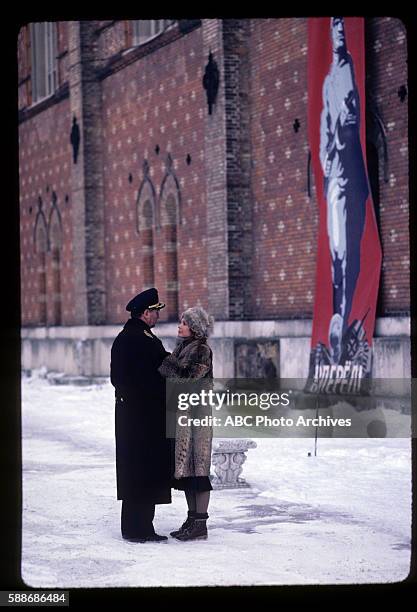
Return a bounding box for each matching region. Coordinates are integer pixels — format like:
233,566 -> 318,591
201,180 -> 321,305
305,17 -> 382,395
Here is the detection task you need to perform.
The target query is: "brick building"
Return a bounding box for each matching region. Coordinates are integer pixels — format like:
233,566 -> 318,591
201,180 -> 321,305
18,18 -> 411,380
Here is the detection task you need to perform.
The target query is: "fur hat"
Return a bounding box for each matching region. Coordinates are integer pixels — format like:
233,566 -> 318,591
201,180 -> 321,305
181,306 -> 214,339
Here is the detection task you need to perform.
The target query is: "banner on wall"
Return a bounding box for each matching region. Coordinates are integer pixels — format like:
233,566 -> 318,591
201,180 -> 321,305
305,17 -> 382,395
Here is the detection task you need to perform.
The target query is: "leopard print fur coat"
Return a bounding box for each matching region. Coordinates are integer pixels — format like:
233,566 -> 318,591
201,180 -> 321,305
158,337 -> 213,479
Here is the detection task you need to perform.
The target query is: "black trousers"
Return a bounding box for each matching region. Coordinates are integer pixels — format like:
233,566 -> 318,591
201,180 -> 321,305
121,500 -> 156,538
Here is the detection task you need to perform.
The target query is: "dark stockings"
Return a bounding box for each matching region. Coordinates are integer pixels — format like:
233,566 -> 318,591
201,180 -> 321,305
185,489 -> 210,514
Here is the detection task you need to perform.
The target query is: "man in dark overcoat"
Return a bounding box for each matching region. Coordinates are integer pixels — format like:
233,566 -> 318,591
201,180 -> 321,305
110,287 -> 172,542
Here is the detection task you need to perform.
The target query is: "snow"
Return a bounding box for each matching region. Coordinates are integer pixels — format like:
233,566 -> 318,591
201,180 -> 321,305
21,371 -> 411,588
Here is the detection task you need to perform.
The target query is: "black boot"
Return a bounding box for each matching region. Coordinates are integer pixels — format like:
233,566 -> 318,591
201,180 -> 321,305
174,513 -> 208,541
170,511 -> 196,538
124,532 -> 168,543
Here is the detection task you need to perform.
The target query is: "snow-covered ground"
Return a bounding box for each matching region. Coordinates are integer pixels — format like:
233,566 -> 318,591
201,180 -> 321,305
21,371 -> 411,588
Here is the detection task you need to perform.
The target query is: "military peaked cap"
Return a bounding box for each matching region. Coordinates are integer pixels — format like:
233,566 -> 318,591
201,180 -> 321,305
126,288 -> 165,313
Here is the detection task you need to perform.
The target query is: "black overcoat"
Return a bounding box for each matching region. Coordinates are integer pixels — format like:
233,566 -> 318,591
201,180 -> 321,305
110,318 -> 173,503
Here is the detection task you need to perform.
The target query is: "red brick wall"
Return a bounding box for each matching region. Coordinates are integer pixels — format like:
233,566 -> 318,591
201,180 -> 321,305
97,21 -> 128,59
19,99 -> 74,325
366,17 -> 409,314
101,24 -> 209,323
249,18 -> 317,319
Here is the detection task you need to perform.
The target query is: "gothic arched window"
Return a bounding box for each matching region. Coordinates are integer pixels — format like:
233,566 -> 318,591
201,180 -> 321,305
160,164 -> 181,321
136,166 -> 156,291
48,199 -> 63,325
34,203 -> 48,325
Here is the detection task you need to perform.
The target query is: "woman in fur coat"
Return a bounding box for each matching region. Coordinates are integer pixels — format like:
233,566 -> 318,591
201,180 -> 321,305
159,306 -> 214,541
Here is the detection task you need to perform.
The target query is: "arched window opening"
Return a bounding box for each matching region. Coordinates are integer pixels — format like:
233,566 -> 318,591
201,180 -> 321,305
141,199 -> 155,289
162,193 -> 179,321
136,166 -> 157,292
49,208 -> 63,326
34,218 -> 48,325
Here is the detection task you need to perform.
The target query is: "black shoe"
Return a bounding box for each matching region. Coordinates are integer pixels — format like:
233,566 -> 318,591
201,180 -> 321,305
170,513 -> 196,538
139,533 -> 168,543
123,533 -> 168,543
174,519 -> 208,541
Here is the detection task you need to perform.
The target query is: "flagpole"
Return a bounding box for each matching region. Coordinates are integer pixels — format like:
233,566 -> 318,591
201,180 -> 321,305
314,395 -> 319,456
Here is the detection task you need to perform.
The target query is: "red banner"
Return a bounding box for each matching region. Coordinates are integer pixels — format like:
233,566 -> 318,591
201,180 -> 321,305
306,17 -> 382,394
